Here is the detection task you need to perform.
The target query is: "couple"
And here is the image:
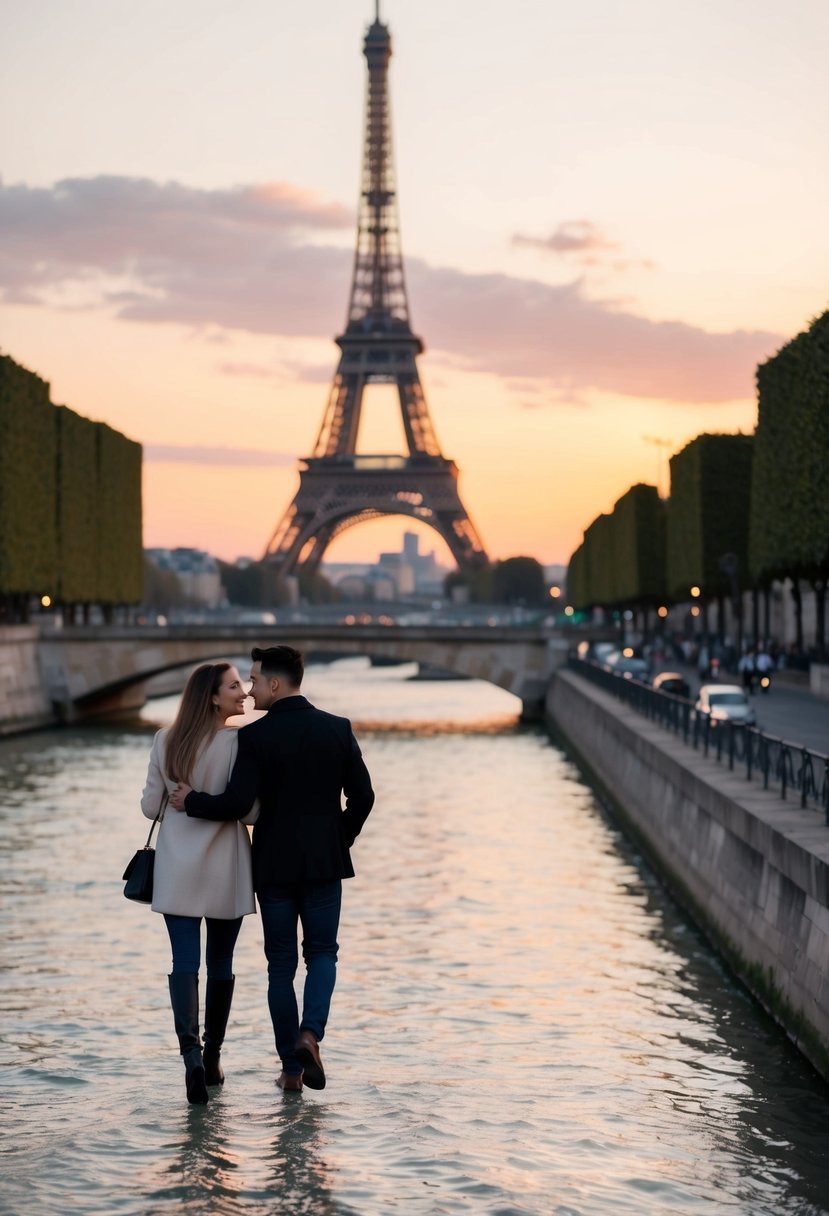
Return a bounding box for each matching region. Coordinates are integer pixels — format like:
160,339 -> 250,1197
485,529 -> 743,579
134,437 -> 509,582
140,645 -> 375,1105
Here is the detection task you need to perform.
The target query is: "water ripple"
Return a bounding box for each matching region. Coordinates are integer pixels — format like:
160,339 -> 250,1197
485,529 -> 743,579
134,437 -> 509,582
1,664 -> 828,1214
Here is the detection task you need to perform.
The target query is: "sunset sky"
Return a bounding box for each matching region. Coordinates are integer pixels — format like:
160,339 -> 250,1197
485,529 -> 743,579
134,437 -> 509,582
2,0 -> 828,567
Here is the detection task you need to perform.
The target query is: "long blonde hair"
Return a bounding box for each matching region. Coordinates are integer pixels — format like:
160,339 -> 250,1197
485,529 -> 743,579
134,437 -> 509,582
164,663 -> 231,784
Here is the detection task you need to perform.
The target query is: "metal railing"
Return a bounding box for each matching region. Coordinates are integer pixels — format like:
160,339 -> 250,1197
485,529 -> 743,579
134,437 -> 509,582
568,657 -> 829,823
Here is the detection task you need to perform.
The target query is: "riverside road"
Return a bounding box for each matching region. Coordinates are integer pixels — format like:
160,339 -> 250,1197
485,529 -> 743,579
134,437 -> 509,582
663,664 -> 829,755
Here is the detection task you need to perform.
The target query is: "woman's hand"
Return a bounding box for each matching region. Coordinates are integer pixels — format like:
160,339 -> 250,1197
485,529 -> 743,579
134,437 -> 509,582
169,783 -> 193,811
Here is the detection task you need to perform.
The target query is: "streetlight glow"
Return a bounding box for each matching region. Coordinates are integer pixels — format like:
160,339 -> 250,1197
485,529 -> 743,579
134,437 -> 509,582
40,595 -> 52,608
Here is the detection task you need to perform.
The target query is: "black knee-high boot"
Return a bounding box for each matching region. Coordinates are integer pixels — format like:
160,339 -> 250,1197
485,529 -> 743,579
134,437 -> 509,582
203,976 -> 235,1087
168,973 -> 209,1105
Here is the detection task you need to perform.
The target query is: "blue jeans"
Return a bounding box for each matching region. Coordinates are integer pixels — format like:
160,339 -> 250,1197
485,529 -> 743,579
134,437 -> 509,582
163,914 -> 243,981
258,881 -> 342,1074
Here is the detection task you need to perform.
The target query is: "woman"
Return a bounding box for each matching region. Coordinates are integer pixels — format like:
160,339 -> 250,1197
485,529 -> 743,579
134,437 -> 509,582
141,662 -> 258,1106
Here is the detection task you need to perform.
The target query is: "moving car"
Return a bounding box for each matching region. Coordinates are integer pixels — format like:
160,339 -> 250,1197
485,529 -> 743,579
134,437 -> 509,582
576,640 -> 617,665
695,684 -> 757,727
603,649 -> 649,681
652,671 -> 691,698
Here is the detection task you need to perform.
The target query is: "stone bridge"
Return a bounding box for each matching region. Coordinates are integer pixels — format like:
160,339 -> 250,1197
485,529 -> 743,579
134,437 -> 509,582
32,623 -> 573,724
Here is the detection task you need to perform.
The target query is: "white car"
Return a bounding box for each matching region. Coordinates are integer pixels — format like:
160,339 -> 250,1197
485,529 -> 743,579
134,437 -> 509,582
695,684 -> 757,727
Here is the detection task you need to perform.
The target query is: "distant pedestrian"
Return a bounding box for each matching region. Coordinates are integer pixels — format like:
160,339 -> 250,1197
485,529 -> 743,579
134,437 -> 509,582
756,649 -> 774,692
738,652 -> 756,695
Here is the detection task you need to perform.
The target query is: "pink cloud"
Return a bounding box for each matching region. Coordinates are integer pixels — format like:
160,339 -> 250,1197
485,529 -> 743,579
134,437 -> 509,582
216,361 -> 275,378
144,443 -> 295,466
279,358 -> 337,384
513,220 -> 619,256
409,263 -> 775,402
0,176 -> 780,404
513,220 -> 657,275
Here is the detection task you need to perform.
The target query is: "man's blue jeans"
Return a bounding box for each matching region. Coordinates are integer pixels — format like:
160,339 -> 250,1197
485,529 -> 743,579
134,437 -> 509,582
258,880 -> 342,1075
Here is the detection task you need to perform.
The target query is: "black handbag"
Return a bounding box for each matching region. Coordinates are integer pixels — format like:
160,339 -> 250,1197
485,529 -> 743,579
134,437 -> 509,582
123,796 -> 167,903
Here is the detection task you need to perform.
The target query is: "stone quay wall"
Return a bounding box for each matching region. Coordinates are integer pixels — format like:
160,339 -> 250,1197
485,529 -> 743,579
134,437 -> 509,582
0,627 -> 55,735
546,668 -> 829,1081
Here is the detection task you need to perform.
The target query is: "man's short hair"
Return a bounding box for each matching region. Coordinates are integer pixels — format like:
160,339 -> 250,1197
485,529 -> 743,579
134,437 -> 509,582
251,645 -> 304,687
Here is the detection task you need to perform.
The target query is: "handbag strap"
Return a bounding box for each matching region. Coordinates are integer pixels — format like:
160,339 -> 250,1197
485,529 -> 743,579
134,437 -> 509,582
142,792 -> 168,849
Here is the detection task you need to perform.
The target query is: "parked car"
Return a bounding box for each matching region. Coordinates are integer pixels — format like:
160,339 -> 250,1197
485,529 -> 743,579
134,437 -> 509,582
576,640 -> 617,665
652,671 -> 691,698
604,649 -> 649,681
695,684 -> 757,727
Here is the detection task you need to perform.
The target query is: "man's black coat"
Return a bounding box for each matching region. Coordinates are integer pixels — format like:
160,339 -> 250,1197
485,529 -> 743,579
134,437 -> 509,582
184,696 -> 375,893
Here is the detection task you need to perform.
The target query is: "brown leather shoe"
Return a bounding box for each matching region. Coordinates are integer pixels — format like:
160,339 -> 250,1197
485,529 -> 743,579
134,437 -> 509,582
276,1071 -> 303,1092
294,1030 -> 326,1090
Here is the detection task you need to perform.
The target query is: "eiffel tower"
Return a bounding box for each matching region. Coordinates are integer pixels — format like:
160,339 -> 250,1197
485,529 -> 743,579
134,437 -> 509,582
264,5 -> 487,577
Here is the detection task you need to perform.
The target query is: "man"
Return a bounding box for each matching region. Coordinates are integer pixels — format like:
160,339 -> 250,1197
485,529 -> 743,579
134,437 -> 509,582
169,645 -> 374,1092
755,646 -> 774,692
738,650 -> 756,695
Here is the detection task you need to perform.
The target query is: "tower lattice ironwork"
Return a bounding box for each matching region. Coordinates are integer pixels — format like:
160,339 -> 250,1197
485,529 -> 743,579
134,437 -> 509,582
264,6 -> 487,576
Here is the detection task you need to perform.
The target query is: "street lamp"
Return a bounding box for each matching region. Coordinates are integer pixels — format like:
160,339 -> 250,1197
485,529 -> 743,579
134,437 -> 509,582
642,434 -> 674,496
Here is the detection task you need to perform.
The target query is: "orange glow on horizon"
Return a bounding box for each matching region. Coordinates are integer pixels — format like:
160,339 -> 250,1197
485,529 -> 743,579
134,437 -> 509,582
4,1 -> 828,577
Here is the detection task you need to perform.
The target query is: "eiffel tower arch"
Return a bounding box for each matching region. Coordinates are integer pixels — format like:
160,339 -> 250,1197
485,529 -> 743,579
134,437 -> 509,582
264,6 -> 487,578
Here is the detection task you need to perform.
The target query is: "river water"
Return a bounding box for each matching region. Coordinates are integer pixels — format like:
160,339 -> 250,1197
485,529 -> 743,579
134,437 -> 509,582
1,658 -> 828,1216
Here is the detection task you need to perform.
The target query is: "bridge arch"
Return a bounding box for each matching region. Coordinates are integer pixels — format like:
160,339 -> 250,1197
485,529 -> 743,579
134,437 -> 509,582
39,624 -> 567,722
292,502 -> 462,575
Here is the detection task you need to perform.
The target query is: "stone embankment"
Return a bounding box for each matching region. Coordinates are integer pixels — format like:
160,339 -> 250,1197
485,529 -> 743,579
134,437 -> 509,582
0,627 -> 54,735
546,668 -> 829,1081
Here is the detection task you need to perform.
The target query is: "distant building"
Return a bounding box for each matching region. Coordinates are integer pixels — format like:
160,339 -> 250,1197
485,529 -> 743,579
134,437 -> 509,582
543,564 -> 567,587
336,574 -> 369,599
544,563 -> 568,601
369,572 -> 398,602
398,531 -> 447,593
145,547 -> 222,608
377,552 -> 416,596
322,531 -> 448,601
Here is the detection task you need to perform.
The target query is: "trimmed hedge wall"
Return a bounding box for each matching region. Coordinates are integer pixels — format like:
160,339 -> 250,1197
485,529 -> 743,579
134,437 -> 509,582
750,311 -> 829,584
96,423 -> 143,605
567,542 -> 588,610
0,357 -> 58,597
567,309 -> 829,631
0,355 -> 143,611
56,405 -> 98,603
666,433 -> 753,600
612,484 -> 665,604
567,485 -> 665,610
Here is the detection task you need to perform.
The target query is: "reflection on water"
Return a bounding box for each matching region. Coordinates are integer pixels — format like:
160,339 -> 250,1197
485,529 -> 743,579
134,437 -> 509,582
1,657 -> 828,1216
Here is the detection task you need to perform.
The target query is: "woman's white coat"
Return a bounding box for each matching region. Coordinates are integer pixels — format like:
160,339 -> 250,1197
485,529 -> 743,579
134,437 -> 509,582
141,727 -> 257,919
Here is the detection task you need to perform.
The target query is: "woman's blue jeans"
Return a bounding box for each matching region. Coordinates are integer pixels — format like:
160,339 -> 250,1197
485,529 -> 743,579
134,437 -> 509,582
163,914 -> 243,981
258,880 -> 342,1074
